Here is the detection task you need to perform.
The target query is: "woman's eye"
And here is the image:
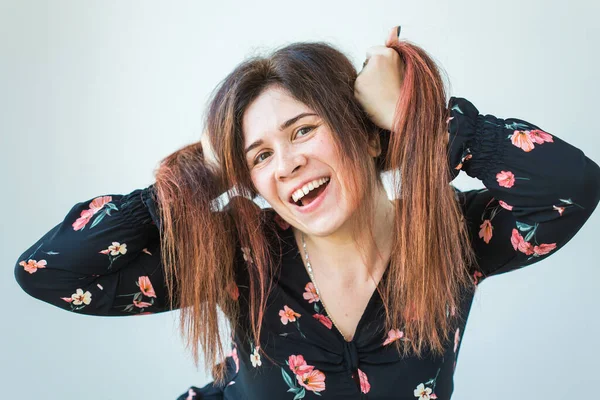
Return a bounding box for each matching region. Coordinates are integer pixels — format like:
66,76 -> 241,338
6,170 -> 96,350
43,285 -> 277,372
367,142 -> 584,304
252,126 -> 316,166
254,151 -> 271,165
296,126 -> 314,138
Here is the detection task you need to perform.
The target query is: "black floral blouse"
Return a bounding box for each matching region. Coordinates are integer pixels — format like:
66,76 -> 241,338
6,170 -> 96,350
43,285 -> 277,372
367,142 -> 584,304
14,97 -> 600,400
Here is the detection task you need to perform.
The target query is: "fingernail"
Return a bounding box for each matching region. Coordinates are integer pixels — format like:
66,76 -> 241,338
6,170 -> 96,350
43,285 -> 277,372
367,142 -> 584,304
397,25 -> 402,38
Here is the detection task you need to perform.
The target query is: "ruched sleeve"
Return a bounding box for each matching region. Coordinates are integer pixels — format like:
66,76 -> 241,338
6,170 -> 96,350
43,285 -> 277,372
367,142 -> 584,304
14,184 -> 175,316
447,97 -> 600,284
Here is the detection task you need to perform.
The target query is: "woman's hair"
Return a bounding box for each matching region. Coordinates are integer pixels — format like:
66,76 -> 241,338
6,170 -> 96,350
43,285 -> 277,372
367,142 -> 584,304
153,40 -> 477,384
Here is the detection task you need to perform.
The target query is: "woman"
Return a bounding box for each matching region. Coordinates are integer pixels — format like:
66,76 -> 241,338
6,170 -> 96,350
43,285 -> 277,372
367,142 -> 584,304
14,27 -> 600,399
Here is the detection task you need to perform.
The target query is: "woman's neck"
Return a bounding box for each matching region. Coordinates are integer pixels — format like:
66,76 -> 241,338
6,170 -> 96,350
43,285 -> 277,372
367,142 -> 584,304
293,184 -> 396,282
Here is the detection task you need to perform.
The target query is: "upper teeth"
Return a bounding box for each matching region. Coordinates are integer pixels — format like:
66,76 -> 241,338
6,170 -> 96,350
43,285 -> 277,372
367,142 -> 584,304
291,177 -> 330,203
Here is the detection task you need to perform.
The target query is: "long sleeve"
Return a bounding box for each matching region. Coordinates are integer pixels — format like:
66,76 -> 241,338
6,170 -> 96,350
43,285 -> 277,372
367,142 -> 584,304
14,184 -> 175,316
446,97 -> 600,284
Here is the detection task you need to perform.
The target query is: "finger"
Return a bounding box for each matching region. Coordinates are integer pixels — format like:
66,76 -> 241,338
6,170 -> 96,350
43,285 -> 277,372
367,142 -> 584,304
385,25 -> 401,48
365,45 -> 389,60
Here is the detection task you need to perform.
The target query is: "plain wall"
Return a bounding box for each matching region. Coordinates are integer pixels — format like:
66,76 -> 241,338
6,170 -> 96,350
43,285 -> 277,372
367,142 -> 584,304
2,0 -> 599,399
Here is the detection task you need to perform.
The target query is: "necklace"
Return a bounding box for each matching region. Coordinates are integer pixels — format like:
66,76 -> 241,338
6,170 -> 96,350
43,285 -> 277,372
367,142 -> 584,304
301,231 -> 351,342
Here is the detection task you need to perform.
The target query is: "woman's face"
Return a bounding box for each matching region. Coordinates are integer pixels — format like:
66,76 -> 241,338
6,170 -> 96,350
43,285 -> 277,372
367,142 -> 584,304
242,86 -> 375,237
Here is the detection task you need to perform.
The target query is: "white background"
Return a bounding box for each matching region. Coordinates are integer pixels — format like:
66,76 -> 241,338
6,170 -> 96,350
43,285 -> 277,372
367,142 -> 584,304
2,0 -> 599,399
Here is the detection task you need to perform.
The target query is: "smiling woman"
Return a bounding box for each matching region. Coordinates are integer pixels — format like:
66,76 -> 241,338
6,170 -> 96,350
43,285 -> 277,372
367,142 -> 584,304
14,28 -> 600,400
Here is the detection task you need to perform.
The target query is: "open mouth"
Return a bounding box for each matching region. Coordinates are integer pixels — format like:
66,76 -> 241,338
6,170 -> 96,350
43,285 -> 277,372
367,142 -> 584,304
290,177 -> 331,208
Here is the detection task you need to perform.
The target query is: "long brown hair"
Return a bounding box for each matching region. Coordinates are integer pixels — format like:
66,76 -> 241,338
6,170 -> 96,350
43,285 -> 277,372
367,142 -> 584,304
153,41 -> 477,384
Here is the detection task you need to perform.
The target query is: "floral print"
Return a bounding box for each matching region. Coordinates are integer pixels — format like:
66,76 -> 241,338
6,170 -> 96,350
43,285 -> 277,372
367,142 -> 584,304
72,195 -> 116,231
250,346 -> 262,368
479,219 -> 493,243
61,288 -> 92,311
14,96 -> 600,400
313,313 -> 332,329
356,368 -> 370,394
185,388 -> 197,400
99,241 -> 127,269
280,354 -> 326,398
301,282 -> 334,331
229,342 -> 240,373
383,328 -> 404,346
303,282 -> 319,303
137,276 -> 156,298
19,258 -> 47,274
510,128 -> 553,152
111,276 -> 157,313
454,328 -> 461,353
280,305 -> 301,325
279,305 -> 306,338
414,383 -> 438,400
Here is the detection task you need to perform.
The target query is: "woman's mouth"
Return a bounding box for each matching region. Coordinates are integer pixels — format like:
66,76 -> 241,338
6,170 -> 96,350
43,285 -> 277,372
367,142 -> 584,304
289,177 -> 331,211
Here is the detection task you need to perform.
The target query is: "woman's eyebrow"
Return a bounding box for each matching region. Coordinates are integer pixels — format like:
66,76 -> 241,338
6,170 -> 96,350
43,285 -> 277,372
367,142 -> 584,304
244,112 -> 318,155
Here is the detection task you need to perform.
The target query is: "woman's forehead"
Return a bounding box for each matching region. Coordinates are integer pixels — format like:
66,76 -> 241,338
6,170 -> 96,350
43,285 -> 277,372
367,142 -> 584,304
242,87 -> 317,143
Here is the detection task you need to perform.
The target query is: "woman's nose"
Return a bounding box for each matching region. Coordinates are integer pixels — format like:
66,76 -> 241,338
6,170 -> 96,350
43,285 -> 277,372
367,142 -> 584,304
275,149 -> 306,180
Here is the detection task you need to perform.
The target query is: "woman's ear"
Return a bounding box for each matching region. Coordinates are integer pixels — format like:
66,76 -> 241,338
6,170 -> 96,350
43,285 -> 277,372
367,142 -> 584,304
367,131 -> 382,158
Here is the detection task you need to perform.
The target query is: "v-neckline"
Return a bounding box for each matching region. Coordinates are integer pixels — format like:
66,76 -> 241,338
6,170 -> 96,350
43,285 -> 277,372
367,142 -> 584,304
282,227 -> 390,343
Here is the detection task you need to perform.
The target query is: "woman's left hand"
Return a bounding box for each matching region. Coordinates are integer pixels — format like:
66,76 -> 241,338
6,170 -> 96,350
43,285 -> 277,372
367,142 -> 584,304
354,26 -> 405,132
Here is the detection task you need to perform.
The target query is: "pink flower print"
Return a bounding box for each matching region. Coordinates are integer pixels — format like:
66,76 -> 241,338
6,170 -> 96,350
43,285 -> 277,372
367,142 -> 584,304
283,355 -> 326,395
72,209 -> 94,231
274,213 -> 291,230
510,229 -> 534,255
496,170 -> 515,188
185,387 -> 197,400
296,369 -> 326,393
229,347 -> 240,373
499,200 -> 513,210
279,305 -> 301,325
357,368 -> 371,394
72,195 -> 113,231
99,242 -> 128,256
313,314 -> 333,329
142,248 -> 153,255
303,282 -> 320,303
510,130 -> 535,152
133,300 -> 153,308
61,297 -> 73,303
383,328 -> 404,346
414,383 -> 437,399
89,195 -> 113,213
288,355 -> 315,376
511,129 -> 553,152
70,289 -> 92,306
137,276 -> 157,298
455,153 -> 472,170
472,270 -> 483,285
553,205 -> 565,216
19,259 -> 47,274
533,243 -> 557,256
529,129 -> 554,145
478,219 -> 493,244
454,328 -> 461,353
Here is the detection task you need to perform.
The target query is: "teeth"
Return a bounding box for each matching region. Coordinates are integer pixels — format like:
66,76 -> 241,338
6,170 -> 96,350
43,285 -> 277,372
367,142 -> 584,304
291,177 -> 330,203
